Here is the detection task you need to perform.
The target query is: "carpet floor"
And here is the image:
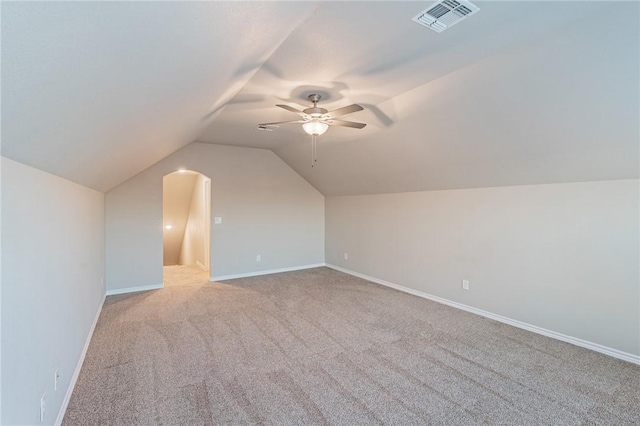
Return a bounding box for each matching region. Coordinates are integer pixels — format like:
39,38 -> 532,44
63,266 -> 639,425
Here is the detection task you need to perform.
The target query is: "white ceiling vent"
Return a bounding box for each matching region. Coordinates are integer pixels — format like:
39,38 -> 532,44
413,0 -> 480,33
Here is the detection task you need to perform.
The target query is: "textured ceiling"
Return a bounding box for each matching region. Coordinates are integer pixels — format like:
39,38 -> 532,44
1,1 -> 315,191
2,1 -> 638,195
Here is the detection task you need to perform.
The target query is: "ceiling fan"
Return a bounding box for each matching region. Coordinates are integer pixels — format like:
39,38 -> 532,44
259,94 -> 366,166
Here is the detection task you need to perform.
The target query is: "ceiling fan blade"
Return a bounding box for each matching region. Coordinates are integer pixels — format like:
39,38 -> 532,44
323,104 -> 364,119
276,104 -> 308,116
326,119 -> 367,129
258,120 -> 304,126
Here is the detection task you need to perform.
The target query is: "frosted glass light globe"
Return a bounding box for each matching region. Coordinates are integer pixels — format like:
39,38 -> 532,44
302,121 -> 329,136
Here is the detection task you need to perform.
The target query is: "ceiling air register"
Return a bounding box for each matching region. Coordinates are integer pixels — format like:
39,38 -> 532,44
413,0 -> 480,33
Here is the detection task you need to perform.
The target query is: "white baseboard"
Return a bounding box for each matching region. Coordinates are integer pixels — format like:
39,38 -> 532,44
105,283 -> 164,296
196,260 -> 206,271
55,294 -> 105,426
211,263 -> 326,281
325,264 -> 640,366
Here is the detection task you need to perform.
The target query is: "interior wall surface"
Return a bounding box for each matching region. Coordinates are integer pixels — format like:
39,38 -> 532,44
179,173 -> 208,269
106,143 -> 324,291
325,179 -> 640,356
162,172 -> 197,266
1,157 -> 105,425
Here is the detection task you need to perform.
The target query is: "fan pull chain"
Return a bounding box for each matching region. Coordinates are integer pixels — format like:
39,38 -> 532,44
311,134 -> 318,167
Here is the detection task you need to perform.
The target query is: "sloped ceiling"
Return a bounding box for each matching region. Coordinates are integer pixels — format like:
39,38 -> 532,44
1,1 -> 315,191
2,1 -> 638,195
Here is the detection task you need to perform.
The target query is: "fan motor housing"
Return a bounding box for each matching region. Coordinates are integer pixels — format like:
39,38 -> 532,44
303,106 -> 328,116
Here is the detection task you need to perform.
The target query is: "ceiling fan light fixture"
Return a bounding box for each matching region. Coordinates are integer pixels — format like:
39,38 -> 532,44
260,94 -> 365,166
302,121 -> 329,136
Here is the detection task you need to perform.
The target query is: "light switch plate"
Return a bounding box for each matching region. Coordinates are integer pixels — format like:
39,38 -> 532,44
214,217 -> 222,225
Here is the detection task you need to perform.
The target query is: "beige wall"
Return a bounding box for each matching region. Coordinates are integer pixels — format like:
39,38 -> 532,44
106,143 -> 324,291
179,173 -> 209,269
325,180 -> 639,356
162,172 -> 198,266
1,157 -> 105,425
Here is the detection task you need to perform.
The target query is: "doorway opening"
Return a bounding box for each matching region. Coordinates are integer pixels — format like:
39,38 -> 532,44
163,170 -> 211,282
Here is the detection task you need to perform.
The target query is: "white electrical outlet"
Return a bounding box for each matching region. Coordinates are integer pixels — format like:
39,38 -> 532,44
462,280 -> 470,291
344,253 -> 348,260
40,392 -> 46,422
256,255 -> 261,262
214,217 -> 223,225
54,369 -> 60,391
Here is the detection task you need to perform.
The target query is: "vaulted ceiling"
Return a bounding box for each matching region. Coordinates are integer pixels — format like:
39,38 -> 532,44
2,1 -> 638,195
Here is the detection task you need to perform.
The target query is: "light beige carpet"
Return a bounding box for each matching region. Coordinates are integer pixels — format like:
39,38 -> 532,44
64,266 -> 639,425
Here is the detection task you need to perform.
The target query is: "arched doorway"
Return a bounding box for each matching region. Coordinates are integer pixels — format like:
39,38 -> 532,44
162,170 -> 211,279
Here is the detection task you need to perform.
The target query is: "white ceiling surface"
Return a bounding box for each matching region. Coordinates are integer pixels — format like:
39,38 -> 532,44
200,1 -> 639,195
1,1 -> 315,192
3,2 -> 638,196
